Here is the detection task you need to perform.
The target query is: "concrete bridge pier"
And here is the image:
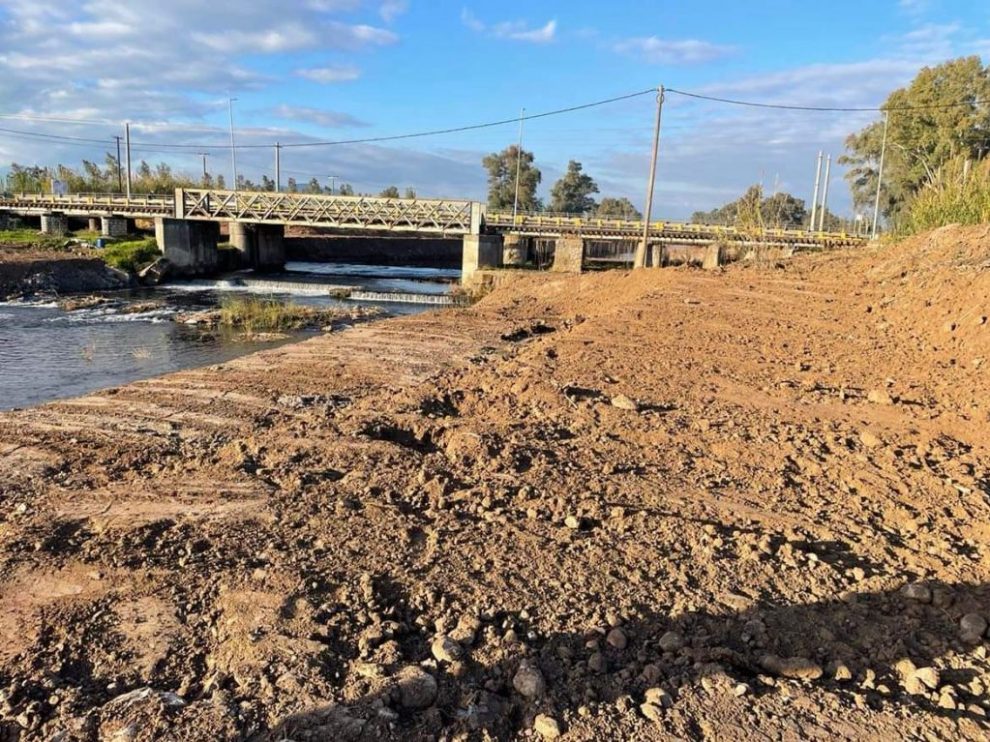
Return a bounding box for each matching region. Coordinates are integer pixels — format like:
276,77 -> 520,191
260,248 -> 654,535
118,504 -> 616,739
229,222 -> 285,271
462,234 -> 503,282
101,216 -> 128,238
87,217 -> 100,233
0,211 -> 9,231
552,236 -> 584,272
502,234 -> 529,267
155,218 -> 220,276
40,212 -> 68,236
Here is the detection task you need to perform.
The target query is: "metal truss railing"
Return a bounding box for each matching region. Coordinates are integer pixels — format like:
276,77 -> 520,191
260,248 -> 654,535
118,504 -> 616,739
177,189 -> 480,235
0,192 -> 175,216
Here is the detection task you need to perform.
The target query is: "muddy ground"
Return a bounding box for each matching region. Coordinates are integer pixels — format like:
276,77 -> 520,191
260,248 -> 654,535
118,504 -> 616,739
0,225 -> 988,740
0,246 -> 131,300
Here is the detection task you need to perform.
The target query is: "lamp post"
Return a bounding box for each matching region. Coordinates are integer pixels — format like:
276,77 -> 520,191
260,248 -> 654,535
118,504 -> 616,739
228,97 -> 239,192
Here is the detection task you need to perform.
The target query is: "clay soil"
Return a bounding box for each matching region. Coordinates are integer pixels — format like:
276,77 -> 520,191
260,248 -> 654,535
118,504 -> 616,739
0,225 -> 989,741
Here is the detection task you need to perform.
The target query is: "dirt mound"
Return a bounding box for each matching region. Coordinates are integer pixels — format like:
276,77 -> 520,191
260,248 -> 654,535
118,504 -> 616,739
0,230 -> 989,740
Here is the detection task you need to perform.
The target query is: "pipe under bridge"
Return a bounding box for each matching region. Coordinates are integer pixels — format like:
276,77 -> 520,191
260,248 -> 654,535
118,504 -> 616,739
0,189 -> 867,278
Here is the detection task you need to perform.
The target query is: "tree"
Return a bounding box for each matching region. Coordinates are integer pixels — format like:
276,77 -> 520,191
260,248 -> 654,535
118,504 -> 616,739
286,177 -> 298,193
595,197 -> 641,220
216,174 -> 226,189
483,145 -> 541,211
403,187 -> 417,199
549,160 -> 598,213
691,185 -> 808,229
338,183 -> 354,196
841,56 -> 990,221
305,177 -> 322,194
260,175 -> 275,192
379,185 -> 401,198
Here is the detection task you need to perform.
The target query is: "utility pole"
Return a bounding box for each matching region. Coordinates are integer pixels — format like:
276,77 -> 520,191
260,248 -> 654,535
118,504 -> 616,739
328,175 -> 340,194
512,107 -> 525,220
124,123 -> 132,200
818,155 -> 832,232
871,110 -> 890,239
114,136 -> 123,193
275,142 -> 281,193
634,85 -> 664,269
196,152 -> 209,182
809,151 -> 823,232
228,97 -> 239,192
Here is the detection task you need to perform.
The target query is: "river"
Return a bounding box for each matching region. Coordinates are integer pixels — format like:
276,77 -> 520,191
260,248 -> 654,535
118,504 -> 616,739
0,262 -> 459,411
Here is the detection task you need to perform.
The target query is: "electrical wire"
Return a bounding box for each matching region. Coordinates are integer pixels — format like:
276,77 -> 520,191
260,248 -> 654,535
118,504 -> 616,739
666,87 -> 977,113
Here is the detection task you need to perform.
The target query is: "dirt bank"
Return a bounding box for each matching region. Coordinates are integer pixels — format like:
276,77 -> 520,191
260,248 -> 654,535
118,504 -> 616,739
0,248 -> 131,300
0,226 -> 988,740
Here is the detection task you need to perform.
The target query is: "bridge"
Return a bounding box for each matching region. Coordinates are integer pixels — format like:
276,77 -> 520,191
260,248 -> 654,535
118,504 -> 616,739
0,189 -> 866,278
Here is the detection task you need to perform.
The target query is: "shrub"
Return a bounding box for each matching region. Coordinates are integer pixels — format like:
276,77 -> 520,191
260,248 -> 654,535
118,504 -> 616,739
101,238 -> 160,272
905,158 -> 990,234
218,295 -> 316,332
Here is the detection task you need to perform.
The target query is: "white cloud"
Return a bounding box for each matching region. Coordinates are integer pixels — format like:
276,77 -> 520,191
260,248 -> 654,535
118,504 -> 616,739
461,10 -> 557,43
379,0 -> 409,22
295,65 -> 362,83
614,37 -> 733,65
272,104 -> 369,128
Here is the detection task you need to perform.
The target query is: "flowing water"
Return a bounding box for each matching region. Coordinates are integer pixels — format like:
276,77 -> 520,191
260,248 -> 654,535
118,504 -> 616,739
0,262 -> 458,411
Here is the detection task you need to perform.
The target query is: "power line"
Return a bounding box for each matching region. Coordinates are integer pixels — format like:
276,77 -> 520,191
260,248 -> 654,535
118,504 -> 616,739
666,87 -> 977,113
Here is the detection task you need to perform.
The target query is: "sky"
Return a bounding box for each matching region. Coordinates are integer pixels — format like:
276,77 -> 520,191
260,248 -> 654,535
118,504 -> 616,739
0,0 -> 988,218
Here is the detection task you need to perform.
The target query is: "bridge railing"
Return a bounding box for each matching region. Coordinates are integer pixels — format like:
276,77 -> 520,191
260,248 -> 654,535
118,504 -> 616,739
0,192 -> 175,215
176,189 -> 480,235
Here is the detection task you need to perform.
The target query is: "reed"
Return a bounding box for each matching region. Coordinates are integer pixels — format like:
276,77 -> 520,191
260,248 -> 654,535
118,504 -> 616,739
905,158 -> 990,234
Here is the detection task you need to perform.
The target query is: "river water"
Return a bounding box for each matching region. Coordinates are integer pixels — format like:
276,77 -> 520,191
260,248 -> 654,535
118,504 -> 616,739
0,262 -> 458,411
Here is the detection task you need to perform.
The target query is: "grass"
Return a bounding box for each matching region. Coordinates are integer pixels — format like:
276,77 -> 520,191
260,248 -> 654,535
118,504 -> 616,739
0,228 -> 67,249
101,238 -> 160,272
218,295 -> 321,333
905,157 -> 990,235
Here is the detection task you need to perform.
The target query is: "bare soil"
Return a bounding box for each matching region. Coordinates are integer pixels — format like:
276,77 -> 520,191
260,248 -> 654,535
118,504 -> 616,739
0,245 -> 130,300
1,225 -> 989,741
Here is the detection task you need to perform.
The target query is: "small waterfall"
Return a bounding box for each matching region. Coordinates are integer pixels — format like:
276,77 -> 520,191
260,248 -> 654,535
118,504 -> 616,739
348,290 -> 464,306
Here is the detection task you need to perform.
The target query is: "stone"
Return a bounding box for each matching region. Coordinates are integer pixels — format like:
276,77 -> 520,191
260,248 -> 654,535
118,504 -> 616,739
137,257 -> 170,285
901,582 -> 932,604
512,661 -> 546,698
640,702 -> 663,722
644,687 -> 672,708
759,654 -> 823,681
867,389 -> 894,405
564,515 -> 583,530
450,614 -> 482,645
533,714 -> 561,739
431,634 -> 462,663
914,667 -> 940,690
658,631 -> 685,653
396,666 -> 437,709
606,628 -> 628,650
859,430 -> 882,448
588,651 -> 606,673
732,683 -> 751,697
833,663 -> 853,682
960,613 -> 988,643
610,394 -> 639,411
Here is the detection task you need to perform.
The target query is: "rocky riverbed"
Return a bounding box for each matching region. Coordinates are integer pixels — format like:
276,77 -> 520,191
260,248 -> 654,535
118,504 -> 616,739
0,225 -> 988,740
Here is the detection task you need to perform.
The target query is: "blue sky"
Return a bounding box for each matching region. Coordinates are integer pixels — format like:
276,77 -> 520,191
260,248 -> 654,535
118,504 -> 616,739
0,0 -> 987,217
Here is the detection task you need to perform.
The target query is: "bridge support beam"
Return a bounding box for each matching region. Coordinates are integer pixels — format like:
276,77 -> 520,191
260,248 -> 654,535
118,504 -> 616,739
0,211 -> 9,231
101,216 -> 128,238
229,222 -> 285,271
650,244 -> 667,267
40,212 -> 68,236
502,234 -> 529,267
87,217 -> 100,233
462,234 -> 502,282
154,218 -> 220,276
552,237 -> 584,273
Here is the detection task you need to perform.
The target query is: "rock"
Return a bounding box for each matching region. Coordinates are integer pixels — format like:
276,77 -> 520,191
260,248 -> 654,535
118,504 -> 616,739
610,394 -> 639,411
640,702 -> 663,722
512,661 -> 546,698
644,687 -> 672,708
833,662 -> 853,682
396,666 -> 437,709
867,389 -> 894,405
137,258 -> 171,286
901,582 -> 932,604
859,430 -> 882,449
588,651 -> 606,673
431,634 -> 463,663
914,667 -> 940,690
960,613 -> 988,643
564,515 -> 583,530
732,683 -> 751,697
759,654 -> 823,680
606,627 -> 627,650
533,714 -> 561,739
450,614 -> 482,645
658,631 -> 685,652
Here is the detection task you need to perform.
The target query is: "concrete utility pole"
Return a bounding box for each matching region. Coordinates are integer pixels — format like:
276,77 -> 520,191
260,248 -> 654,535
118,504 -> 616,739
196,153 -> 209,182
228,97 -> 239,192
328,175 -> 340,194
114,136 -> 123,193
818,155 -> 832,232
513,107 -> 525,220
124,123 -> 132,200
809,151 -> 823,232
871,110 -> 890,239
634,85 -> 664,269
275,142 -> 281,193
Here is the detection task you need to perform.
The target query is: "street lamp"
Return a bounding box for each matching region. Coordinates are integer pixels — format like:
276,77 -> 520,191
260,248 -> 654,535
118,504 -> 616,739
228,97 -> 238,192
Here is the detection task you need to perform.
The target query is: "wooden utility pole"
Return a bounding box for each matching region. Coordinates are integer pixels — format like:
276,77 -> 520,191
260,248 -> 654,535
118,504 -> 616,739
634,85 -> 664,269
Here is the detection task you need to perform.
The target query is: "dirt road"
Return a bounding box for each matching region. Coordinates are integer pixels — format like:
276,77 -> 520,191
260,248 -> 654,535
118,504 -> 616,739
0,225 -> 988,740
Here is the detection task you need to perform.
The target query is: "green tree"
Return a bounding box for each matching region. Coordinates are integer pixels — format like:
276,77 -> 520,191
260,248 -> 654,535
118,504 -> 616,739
338,183 -> 354,196
692,185 -> 808,229
260,175 -> 275,192
286,177 -> 298,193
841,56 -> 990,221
595,196 -> 641,220
483,145 -> 541,211
403,187 -> 417,199
304,177 -> 322,194
549,160 -> 598,213
379,185 -> 401,198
